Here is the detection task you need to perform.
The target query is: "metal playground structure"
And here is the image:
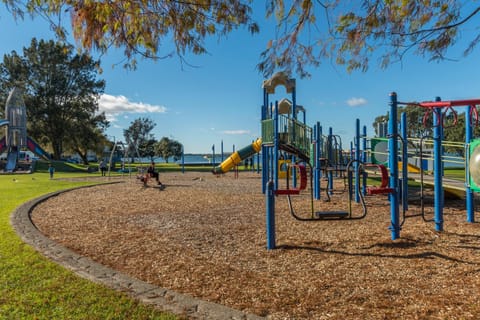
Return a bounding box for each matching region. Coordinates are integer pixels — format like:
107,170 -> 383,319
260,73 -> 480,249
212,72 -> 480,249
0,87 -> 51,172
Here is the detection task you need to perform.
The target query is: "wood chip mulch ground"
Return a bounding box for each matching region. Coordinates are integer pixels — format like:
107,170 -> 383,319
31,171 -> 480,319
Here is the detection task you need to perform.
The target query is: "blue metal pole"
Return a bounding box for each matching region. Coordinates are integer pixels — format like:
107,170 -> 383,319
221,140 -> 224,162
319,125 -> 323,178
339,138 -> 343,173
314,122 -> 321,199
355,119 -> 360,203
212,144 -> 215,169
328,127 -> 334,195
362,125 -> 367,195
266,180 -> 276,249
465,105 -> 475,223
389,92 -> 400,240
401,112 -> 408,211
433,97 -> 444,231
262,89 -> 268,193
274,101 -> 279,189
350,142 -> 353,162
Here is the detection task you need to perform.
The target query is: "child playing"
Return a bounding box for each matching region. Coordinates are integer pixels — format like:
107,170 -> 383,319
141,162 -> 164,189
48,163 -> 55,179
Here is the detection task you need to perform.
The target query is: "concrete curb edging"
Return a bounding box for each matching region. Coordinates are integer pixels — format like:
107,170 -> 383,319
10,187 -> 265,320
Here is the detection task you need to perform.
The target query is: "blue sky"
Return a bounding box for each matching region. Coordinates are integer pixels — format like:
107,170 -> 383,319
1,4 -> 479,154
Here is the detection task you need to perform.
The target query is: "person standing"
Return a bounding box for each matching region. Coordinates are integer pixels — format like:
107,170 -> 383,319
48,163 -> 55,179
99,160 -> 107,176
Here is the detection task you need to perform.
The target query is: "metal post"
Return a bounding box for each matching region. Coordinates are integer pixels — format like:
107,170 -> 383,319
401,112 -> 408,211
319,125 -> 323,178
362,125 -> 367,195
212,144 -> 215,169
433,97 -> 444,231
274,101 -> 279,189
350,141 -> 354,162
221,140 -> 224,163
355,119 -> 360,203
314,122 -> 321,199
262,89 -> 268,193
328,127 -> 334,195
465,105 -> 475,222
266,180 -> 276,249
339,137 -> 343,174
389,92 -> 400,240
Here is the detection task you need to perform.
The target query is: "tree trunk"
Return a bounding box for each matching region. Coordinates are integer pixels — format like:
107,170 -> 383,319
52,141 -> 63,160
73,147 -> 89,165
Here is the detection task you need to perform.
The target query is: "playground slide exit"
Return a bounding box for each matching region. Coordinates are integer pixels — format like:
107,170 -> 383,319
5,149 -> 18,172
212,138 -> 262,174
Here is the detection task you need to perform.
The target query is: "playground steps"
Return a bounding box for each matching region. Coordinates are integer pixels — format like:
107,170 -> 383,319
314,211 -> 349,219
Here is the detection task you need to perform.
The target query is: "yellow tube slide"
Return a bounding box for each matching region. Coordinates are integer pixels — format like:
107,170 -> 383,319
212,138 -> 262,174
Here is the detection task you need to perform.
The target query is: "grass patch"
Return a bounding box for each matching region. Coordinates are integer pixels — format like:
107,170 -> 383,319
0,172 -> 176,319
444,167 -> 466,180
35,160 -> 94,173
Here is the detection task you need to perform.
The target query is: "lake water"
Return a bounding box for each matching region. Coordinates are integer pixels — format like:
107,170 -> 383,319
123,154 -> 259,165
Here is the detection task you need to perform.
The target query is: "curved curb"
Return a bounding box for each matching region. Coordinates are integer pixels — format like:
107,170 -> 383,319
10,186 -> 264,320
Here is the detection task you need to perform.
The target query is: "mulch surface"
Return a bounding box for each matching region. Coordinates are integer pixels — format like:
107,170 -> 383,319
31,172 -> 480,319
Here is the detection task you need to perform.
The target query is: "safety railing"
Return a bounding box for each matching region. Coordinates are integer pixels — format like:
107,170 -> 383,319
262,115 -> 312,157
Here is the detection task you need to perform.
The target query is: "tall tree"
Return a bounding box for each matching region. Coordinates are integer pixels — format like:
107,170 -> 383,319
123,117 -> 156,159
154,137 -> 183,163
0,38 -> 107,160
260,1 -> 480,76
139,138 -> 157,162
3,1 -> 479,77
3,1 -> 259,70
66,115 -> 109,164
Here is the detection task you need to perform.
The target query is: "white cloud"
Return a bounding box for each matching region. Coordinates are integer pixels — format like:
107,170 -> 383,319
346,97 -> 368,107
222,130 -> 251,135
98,94 -> 167,122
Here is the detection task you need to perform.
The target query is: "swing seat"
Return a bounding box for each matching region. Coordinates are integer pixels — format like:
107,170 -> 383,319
315,211 -> 349,219
275,164 -> 307,196
367,186 -> 395,195
275,189 -> 301,195
365,164 -> 394,195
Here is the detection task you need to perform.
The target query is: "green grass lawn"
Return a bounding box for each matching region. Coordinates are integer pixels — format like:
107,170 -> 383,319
444,167 -> 466,180
0,170 -> 176,319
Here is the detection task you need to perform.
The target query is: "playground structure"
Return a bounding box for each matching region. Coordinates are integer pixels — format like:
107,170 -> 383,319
261,73 -> 375,249
388,93 -> 480,237
0,87 -> 50,172
259,73 -> 479,249
352,95 -> 480,239
209,72 -> 480,249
